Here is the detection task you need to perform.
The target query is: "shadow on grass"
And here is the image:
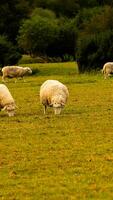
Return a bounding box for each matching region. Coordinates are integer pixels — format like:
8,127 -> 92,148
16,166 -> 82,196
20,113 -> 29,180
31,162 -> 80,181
74,80 -> 96,84
31,68 -> 40,75
0,107 -> 87,122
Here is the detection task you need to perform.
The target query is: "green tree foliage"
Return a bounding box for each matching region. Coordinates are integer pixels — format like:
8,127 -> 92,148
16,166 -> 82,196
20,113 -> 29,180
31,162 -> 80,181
80,6 -> 113,35
0,0 -> 30,43
31,7 -> 56,19
0,35 -> 22,67
18,9 -> 77,58
1,0 -> 113,66
79,0 -> 98,8
47,18 -> 77,58
31,0 -> 80,17
76,31 -> 113,72
75,7 -> 104,30
49,0 -> 80,17
76,6 -> 113,72
17,9 -> 59,56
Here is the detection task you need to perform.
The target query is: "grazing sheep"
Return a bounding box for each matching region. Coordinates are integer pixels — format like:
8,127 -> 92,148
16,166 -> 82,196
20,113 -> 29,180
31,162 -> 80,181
2,66 -> 32,82
40,80 -> 69,114
0,84 -> 16,116
102,62 -> 113,79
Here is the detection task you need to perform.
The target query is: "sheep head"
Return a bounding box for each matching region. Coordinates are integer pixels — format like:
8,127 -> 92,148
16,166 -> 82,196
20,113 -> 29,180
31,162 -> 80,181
2,103 -> 16,117
51,95 -> 65,114
25,67 -> 32,75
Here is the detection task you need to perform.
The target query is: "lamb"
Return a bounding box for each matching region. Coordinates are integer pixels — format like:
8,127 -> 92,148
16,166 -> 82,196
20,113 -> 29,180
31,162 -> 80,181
2,66 -> 32,82
102,62 -> 113,79
40,80 -> 69,114
0,84 -> 16,116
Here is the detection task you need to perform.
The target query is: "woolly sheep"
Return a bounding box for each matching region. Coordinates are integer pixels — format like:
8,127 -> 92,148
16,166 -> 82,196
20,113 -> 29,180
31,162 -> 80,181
102,62 -> 113,79
40,80 -> 69,114
0,84 -> 16,116
2,66 -> 32,82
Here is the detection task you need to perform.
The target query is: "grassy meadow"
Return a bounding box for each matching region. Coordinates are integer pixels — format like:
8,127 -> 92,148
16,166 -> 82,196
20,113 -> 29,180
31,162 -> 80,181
1,62 -> 113,199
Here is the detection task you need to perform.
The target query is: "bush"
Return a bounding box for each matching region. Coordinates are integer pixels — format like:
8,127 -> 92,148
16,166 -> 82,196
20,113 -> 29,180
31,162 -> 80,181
0,35 -> 22,68
76,6 -> 113,73
18,55 -> 46,64
18,54 -> 63,64
17,11 -> 59,56
47,18 -> 77,58
76,31 -> 113,73
17,9 -> 78,59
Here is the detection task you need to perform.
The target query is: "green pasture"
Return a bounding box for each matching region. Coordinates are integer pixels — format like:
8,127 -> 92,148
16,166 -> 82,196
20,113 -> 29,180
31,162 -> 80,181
1,62 -> 113,199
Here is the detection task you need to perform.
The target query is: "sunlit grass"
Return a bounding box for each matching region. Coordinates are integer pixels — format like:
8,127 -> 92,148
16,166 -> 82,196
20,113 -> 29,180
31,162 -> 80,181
1,62 -> 113,199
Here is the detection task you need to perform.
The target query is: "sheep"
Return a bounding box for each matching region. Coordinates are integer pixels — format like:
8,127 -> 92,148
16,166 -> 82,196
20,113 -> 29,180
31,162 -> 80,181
2,66 -> 32,82
102,62 -> 113,79
40,80 -> 69,114
0,84 -> 16,116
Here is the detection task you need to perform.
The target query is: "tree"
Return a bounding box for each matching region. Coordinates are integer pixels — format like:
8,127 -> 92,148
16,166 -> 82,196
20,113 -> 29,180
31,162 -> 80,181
80,6 -> 113,35
31,0 -> 80,17
0,0 -> 30,43
47,18 -> 77,58
17,9 -> 59,56
17,8 -> 78,59
76,6 -> 113,72
76,31 -> 113,72
0,35 -> 22,67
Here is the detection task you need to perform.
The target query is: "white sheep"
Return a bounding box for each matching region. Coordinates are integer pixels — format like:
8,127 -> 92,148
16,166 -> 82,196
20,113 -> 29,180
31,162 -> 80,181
102,62 -> 113,79
2,66 -> 32,82
40,80 -> 69,114
0,84 -> 16,116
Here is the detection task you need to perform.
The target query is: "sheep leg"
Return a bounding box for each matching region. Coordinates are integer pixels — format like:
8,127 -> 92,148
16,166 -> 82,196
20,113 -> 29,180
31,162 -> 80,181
2,77 -> 5,82
2,76 -> 7,83
44,105 -> 46,114
17,76 -> 25,82
104,75 -> 107,79
105,73 -> 111,79
17,77 -> 26,82
22,77 -> 26,82
14,78 -> 17,83
108,74 -> 112,78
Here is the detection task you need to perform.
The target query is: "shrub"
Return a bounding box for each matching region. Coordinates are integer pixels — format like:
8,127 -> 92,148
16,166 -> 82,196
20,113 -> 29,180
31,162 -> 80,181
17,10 -> 78,59
76,31 -> 113,73
0,35 -> 22,68
17,12 -> 59,56
46,18 -> 78,58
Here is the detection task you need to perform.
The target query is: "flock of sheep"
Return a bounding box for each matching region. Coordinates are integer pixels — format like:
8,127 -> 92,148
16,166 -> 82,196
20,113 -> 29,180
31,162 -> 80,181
0,65 -> 69,117
0,62 -> 113,117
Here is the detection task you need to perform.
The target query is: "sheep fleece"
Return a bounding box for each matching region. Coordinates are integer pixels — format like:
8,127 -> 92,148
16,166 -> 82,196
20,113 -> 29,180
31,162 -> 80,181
102,62 -> 113,78
40,80 -> 69,106
2,66 -> 32,79
0,84 -> 15,109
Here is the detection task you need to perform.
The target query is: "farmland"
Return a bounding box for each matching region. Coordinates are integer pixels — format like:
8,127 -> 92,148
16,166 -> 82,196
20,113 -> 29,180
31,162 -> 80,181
1,62 -> 113,199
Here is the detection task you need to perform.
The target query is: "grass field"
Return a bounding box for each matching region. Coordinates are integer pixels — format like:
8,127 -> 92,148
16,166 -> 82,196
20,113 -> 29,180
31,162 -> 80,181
1,62 -> 113,200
